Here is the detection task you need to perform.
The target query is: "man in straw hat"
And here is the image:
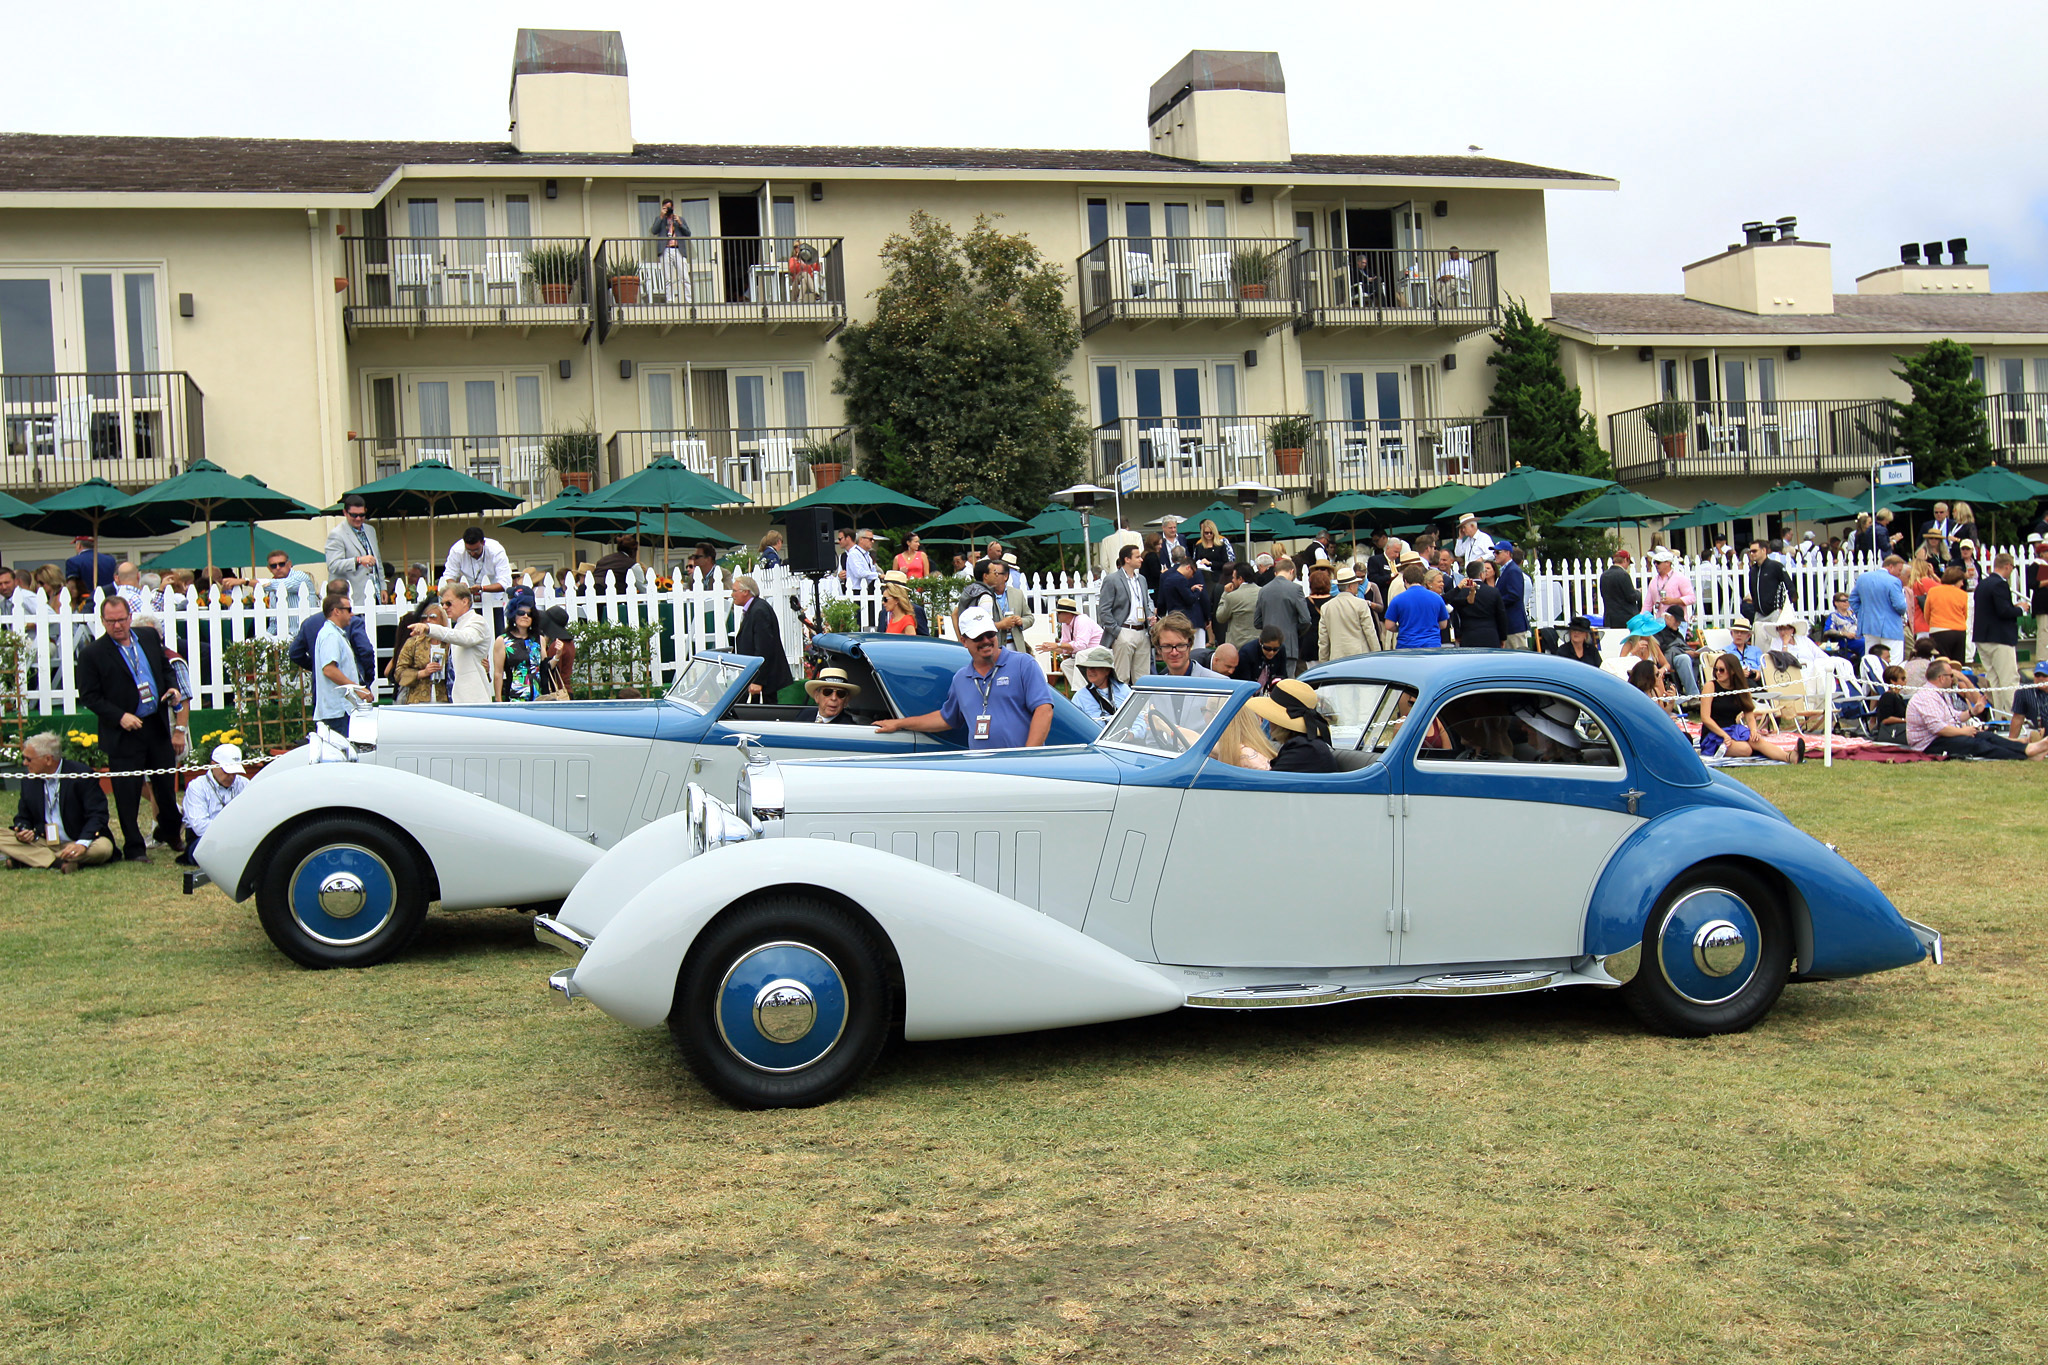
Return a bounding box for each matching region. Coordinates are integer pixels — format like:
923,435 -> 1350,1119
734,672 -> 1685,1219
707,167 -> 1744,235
802,667 -> 864,725
877,605 -> 1056,750
1317,563 -> 1380,661
1036,595 -> 1102,693
1245,678 -> 1338,773
1453,512 -> 1493,566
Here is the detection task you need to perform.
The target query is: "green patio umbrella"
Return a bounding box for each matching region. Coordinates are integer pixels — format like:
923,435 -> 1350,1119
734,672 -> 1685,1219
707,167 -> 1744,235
915,495 -> 1027,542
1157,500 -> 1254,536
1663,500 -> 1743,532
1405,481 -> 1479,513
575,454 -> 749,570
1441,466 -> 1614,523
0,489 -> 39,524
1884,480 -> 1980,508
117,457 -> 322,580
775,475 -> 936,526
1955,464 -> 2048,504
346,457 -> 527,578
13,477 -> 189,590
501,486 -> 642,562
579,509 -> 741,551
141,522 -> 324,574
1732,481 -> 1866,522
1554,485 -> 1684,527
1298,490 -> 1415,542
1252,509 -> 1312,540
1016,505 -> 1116,571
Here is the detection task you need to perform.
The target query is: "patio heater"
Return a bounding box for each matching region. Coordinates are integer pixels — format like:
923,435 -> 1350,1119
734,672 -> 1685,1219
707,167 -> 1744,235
1217,479 -> 1282,561
1051,482 -> 1113,574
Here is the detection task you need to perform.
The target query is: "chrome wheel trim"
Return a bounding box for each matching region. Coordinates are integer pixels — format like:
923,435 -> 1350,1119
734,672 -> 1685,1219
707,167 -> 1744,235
287,844 -> 398,946
1657,887 -> 1762,1005
714,941 -> 849,1073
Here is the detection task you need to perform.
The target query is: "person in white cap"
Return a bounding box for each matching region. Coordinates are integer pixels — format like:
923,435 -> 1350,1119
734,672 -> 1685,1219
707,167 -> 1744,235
177,743 -> 250,867
1452,513 -> 1493,566
1646,546 -> 1695,618
877,605 -> 1056,749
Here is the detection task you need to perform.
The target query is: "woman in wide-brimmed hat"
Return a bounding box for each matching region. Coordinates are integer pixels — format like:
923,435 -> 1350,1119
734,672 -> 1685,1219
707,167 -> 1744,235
1070,644 -> 1128,725
1244,678 -> 1337,772
802,666 -> 863,724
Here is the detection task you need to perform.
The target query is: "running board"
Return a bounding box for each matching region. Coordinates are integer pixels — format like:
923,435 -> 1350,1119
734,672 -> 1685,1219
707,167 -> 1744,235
1186,968 -> 1560,1010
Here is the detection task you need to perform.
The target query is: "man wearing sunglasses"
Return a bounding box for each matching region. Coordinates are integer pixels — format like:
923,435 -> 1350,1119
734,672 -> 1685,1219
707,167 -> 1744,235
323,494 -> 384,602
256,552 -> 317,609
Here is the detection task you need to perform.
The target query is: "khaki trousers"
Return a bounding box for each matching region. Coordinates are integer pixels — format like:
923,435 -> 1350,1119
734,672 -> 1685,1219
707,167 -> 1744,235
1977,642 -> 2020,712
4,836 -> 116,869
1110,628 -> 1150,685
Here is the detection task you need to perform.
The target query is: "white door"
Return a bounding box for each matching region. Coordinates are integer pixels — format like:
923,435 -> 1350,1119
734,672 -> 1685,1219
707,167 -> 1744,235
1333,366 -> 1411,479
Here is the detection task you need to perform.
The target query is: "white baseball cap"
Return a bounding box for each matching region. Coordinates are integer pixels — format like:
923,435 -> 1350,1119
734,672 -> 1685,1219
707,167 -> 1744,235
210,743 -> 246,775
957,606 -> 999,640
1651,547 -> 1674,563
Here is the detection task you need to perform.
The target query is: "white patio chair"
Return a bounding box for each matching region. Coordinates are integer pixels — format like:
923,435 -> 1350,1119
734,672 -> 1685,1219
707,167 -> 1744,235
1439,424 -> 1474,479
1703,416 -> 1741,458
484,251 -> 524,304
394,253 -> 437,306
1377,426 -> 1409,476
676,438 -> 712,475
1138,425 -> 1172,469
1197,252 -> 1233,298
758,437 -> 797,477
1220,424 -> 1264,478
1124,251 -> 1156,297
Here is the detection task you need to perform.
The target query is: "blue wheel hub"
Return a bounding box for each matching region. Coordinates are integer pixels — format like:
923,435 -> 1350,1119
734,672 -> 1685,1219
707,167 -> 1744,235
1657,888 -> 1761,1005
288,844 -> 397,946
715,941 -> 849,1073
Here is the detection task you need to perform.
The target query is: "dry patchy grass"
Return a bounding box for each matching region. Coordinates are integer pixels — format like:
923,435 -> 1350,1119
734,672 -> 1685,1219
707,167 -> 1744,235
3,763 -> 2045,1363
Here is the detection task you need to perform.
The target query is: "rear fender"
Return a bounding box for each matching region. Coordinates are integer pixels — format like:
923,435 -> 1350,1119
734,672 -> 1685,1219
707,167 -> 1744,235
1585,807 -> 1926,978
568,839 -> 1185,1037
194,763 -> 603,909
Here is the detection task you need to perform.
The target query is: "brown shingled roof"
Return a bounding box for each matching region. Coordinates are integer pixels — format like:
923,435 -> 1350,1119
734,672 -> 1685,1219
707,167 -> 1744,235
0,132 -> 1608,195
1549,291 -> 2048,337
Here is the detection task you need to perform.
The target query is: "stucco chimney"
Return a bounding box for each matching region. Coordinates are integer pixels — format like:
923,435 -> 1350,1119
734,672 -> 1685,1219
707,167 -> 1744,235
509,29 -> 633,155
1682,224 -> 1834,315
1147,51 -> 1290,164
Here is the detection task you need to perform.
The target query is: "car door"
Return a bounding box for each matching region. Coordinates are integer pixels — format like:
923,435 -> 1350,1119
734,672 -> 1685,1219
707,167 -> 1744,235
1393,685 -> 1644,967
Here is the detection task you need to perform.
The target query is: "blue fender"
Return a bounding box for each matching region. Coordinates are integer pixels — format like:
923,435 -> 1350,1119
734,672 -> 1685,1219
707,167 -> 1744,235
1585,807 -> 1928,979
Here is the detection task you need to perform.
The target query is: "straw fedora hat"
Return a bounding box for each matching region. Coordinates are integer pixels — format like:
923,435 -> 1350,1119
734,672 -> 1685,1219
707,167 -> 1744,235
1246,678 -> 1321,734
803,666 -> 862,701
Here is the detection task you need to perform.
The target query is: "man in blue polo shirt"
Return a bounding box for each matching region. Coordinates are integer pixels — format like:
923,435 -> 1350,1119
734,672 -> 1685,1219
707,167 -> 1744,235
1383,567 -> 1449,648
876,606 -> 1056,749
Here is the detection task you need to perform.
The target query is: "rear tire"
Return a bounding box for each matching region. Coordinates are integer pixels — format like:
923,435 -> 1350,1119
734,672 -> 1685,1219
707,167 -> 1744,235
255,816 -> 430,969
672,896 -> 894,1109
1620,862 -> 1791,1037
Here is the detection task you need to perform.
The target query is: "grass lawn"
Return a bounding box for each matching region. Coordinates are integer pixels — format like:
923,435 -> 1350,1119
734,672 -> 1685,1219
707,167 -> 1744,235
3,764 -> 2043,1364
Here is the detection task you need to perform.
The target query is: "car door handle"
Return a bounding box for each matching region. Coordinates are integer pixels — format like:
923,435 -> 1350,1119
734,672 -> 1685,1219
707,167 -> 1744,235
1622,788 -> 1645,816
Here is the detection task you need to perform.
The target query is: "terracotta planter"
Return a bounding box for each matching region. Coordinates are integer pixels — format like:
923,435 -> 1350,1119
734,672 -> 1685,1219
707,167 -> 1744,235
811,462 -> 844,488
539,282 -> 573,306
97,772 -> 113,797
1239,284 -> 1268,300
559,471 -> 593,493
610,275 -> 641,306
1659,432 -> 1688,460
1275,448 -> 1304,476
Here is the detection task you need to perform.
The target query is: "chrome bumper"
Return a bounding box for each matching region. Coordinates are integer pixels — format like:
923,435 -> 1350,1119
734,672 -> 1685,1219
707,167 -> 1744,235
1903,917 -> 1943,966
547,968 -> 582,1003
534,914 -> 592,960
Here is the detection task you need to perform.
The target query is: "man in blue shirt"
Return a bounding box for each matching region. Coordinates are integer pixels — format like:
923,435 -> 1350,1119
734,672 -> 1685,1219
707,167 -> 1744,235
1850,554 -> 1908,660
1492,540 -> 1529,648
1384,569 -> 1449,648
1723,621 -> 1763,683
876,606 -> 1056,750
313,595 -> 371,735
65,536 -> 118,591
289,577 -> 376,683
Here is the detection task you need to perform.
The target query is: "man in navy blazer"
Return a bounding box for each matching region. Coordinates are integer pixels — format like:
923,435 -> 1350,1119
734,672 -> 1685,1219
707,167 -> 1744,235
6,732 -> 116,870
1154,558 -> 1209,641
76,596 -> 183,861
1492,540 -> 1530,649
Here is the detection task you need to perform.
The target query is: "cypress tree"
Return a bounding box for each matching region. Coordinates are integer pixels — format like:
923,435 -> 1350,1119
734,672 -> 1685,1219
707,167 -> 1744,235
1889,338 -> 1993,486
1485,299 -> 1612,557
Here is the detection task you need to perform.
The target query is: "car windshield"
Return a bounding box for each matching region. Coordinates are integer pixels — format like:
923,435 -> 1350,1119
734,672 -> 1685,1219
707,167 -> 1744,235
666,657 -> 745,713
1316,681 -> 1419,753
1097,687 -> 1232,756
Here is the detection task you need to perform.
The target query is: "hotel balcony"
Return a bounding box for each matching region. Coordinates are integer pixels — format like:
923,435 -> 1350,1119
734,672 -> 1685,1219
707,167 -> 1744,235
1303,417 -> 1510,497
1088,413 -> 1509,498
1608,399 -> 1897,482
1076,238 -> 1299,335
1291,248 -> 1500,333
593,238 -> 847,340
341,236 -> 593,333
604,426 -> 853,510
1986,392 -> 2048,465
0,371 -> 205,492
352,434 -> 558,509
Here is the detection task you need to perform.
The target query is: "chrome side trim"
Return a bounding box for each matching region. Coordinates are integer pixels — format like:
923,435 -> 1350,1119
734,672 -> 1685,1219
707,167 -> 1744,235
534,914 -> 593,960
1586,943 -> 1641,987
1186,968 -> 1559,1010
547,967 -> 583,1003
1903,917 -> 1943,966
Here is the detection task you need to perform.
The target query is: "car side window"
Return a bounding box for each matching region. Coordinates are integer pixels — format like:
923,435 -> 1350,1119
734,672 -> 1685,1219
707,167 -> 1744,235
1317,682 -> 1420,754
1416,690 -> 1620,768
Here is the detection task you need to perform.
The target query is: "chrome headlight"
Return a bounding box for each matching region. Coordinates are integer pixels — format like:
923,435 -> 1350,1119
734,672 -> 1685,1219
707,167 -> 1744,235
736,762 -> 785,834
687,781 -> 753,855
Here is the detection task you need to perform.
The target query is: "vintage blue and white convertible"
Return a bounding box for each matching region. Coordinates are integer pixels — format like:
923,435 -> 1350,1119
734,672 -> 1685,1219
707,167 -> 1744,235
535,649 -> 1942,1108
192,635 -> 1099,967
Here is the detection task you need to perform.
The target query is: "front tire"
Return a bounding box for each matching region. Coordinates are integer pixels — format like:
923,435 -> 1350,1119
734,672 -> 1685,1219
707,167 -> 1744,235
672,897 -> 895,1109
255,816 -> 430,969
1619,862 -> 1791,1037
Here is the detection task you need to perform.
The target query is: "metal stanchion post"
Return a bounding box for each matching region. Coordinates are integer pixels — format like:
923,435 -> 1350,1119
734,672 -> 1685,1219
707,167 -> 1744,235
1823,676 -> 1834,768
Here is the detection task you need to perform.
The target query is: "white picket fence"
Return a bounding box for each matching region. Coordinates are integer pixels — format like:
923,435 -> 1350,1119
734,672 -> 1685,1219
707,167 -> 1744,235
2,550 -> 2029,716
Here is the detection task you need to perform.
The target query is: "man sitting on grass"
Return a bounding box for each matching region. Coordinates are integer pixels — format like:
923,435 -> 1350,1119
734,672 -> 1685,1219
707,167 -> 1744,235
2009,659 -> 2048,743
6,732 -> 115,872
1907,658 -> 2048,760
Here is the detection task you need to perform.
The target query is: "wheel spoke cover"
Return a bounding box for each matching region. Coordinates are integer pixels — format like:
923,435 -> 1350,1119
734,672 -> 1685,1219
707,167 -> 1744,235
715,942 -> 849,1073
1657,888 -> 1761,1005
288,844 -> 398,946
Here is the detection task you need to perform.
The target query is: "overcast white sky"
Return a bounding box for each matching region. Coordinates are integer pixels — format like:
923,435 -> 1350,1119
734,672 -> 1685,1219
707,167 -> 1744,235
8,0 -> 2042,294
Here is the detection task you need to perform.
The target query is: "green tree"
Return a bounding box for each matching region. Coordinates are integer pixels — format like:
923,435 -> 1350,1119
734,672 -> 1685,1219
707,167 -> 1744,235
836,213 -> 1087,516
1889,338 -> 1993,486
1484,298 -> 1613,558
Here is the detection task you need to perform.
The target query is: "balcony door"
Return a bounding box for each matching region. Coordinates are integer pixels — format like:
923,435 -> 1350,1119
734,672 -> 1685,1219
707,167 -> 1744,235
1130,364 -> 1204,469
393,372 -> 544,490
2,266 -> 167,463
1334,366 -> 1412,483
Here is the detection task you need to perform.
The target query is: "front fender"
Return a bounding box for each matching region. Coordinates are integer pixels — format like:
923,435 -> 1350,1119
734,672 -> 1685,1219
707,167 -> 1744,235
1584,807 -> 1927,978
567,840 -> 1185,1038
194,764 -> 603,910
555,807 -> 696,941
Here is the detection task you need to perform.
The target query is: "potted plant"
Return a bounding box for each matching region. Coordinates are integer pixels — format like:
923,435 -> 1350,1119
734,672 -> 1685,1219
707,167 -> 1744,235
1231,247 -> 1274,301
526,244 -> 584,306
545,424 -> 601,492
798,435 -> 849,488
609,266 -> 641,307
1644,400 -> 1691,459
1268,414 -> 1315,477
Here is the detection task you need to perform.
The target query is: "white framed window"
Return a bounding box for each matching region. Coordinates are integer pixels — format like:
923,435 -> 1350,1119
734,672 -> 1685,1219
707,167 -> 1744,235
638,364 -> 816,434
0,264 -> 170,375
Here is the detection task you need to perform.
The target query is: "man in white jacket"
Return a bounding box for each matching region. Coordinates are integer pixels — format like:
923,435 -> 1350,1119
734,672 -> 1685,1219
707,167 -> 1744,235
410,583 -> 492,703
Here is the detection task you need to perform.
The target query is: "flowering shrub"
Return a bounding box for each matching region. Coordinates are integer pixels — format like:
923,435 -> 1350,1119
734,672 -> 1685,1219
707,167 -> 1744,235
63,728 -> 107,769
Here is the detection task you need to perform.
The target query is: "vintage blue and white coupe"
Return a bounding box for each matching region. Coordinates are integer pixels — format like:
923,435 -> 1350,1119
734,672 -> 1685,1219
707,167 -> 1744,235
535,649 -> 1942,1108
192,636 -> 1097,967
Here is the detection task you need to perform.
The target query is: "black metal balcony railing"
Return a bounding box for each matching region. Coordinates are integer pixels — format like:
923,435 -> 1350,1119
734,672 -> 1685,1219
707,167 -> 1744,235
353,434 -> 557,506
342,236 -> 591,327
1076,237 -> 1298,333
1985,392 -> 2048,464
1085,414 -> 1509,497
593,238 -> 847,340
1609,399 -> 1896,481
0,372 -> 205,492
605,426 -> 853,509
1292,248 -> 1500,330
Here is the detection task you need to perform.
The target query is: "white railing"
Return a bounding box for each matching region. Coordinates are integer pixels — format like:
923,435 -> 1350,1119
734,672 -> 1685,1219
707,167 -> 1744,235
4,553 -> 2028,717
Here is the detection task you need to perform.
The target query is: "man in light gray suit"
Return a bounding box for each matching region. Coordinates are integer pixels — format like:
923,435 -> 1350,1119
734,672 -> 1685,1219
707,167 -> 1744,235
1254,554 -> 1311,679
1095,543 -> 1154,684
324,494 -> 383,602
